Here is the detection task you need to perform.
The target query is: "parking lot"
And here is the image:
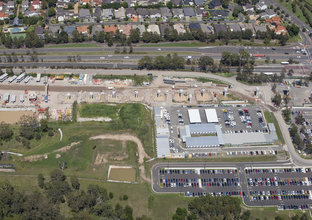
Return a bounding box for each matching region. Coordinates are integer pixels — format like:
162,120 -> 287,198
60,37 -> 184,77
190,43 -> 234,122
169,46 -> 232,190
153,164 -> 312,210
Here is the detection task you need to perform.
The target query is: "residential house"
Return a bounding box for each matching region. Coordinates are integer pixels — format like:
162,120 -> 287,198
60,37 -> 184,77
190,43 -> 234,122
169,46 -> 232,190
172,8 -> 184,19
93,7 -> 101,20
30,0 -> 41,10
48,26 -> 61,36
24,10 -> 39,17
172,0 -> 183,6
56,8 -> 66,22
0,2 -> 3,11
200,23 -> 213,34
253,24 -> 267,33
92,0 -> 102,6
149,9 -> 161,19
64,25 -> 76,37
275,25 -> 286,35
213,23 -> 228,34
183,0 -> 194,6
56,0 -> 67,8
160,7 -> 172,21
209,10 -> 229,19
189,23 -> 201,32
131,24 -> 146,36
147,24 -> 160,35
104,25 -> 118,34
77,25 -> 89,37
159,23 -> 173,36
256,1 -> 267,10
114,7 -> 126,20
0,12 -> 9,20
194,0 -> 205,6
21,0 -> 29,10
137,8 -> 149,19
173,23 -> 186,34
228,23 -> 241,32
240,23 -> 255,35
208,0 -> 221,9
196,8 -> 206,17
126,8 -> 136,18
102,9 -> 114,19
79,9 -> 91,22
119,25 -> 131,36
7,1 -> 15,10
183,7 -> 195,17
9,17 -> 23,26
243,4 -> 254,12
259,9 -> 276,19
80,0 -> 91,5
91,25 -> 103,36
34,26 -> 45,39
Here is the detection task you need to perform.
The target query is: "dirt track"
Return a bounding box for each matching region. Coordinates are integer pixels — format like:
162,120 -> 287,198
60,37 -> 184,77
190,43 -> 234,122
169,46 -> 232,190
90,134 -> 150,182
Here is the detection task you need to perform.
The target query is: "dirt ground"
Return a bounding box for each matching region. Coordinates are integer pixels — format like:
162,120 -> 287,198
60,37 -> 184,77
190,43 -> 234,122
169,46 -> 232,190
0,111 -> 34,124
108,167 -> 136,182
90,134 -> 150,182
23,142 -> 80,162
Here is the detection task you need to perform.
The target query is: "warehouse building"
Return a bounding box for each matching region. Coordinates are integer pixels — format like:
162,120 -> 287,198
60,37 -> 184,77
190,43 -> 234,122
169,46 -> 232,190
154,107 -> 170,158
188,109 -> 201,123
185,136 -> 220,148
205,109 -> 219,123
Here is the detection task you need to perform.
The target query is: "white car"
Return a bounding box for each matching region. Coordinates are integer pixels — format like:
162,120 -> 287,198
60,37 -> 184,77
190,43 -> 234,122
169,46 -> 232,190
124,56 -> 129,59
157,48 -> 162,51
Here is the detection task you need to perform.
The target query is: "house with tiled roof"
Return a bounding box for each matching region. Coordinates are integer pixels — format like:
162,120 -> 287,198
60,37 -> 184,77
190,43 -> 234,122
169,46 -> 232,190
30,0 -> 41,10
119,25 -> 131,36
104,25 -> 118,34
77,25 -> 89,36
80,0 -> 90,5
0,12 -> 9,20
114,7 -> 126,19
173,23 -> 186,34
275,25 -> 286,35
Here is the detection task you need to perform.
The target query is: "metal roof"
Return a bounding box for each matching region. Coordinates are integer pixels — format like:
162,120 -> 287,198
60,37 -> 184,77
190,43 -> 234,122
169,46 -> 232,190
185,136 -> 220,148
205,109 -> 219,123
223,132 -> 271,145
188,123 -> 216,134
188,109 -> 201,123
156,135 -> 170,157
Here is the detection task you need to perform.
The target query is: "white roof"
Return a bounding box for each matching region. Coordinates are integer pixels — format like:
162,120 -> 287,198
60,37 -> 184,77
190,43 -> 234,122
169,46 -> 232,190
205,109 -> 218,123
188,109 -> 201,123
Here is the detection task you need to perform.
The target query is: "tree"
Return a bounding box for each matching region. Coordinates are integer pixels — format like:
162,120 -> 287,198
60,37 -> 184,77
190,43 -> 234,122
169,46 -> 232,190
221,0 -> 230,8
37,174 -> 45,189
48,7 -> 56,17
70,176 -> 80,190
0,122 -> 13,141
19,115 -> 40,140
198,56 -> 214,70
272,94 -> 282,106
289,123 -> 298,137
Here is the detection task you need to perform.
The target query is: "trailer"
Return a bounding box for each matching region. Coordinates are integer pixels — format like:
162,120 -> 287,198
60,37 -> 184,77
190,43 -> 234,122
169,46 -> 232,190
0,73 -> 8,82
11,94 -> 16,103
24,76 -> 33,83
19,94 -> 24,103
36,73 -> 41,82
44,76 -> 48,84
281,61 -> 289,65
8,75 -> 17,83
16,73 -> 26,83
4,93 -> 10,103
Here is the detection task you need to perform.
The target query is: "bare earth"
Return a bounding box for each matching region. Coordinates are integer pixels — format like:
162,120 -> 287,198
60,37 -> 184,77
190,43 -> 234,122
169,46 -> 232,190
23,142 -> 80,162
90,134 -> 151,182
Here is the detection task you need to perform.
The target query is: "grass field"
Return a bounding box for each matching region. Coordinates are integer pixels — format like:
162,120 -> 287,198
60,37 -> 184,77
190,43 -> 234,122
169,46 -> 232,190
194,77 -> 229,85
45,43 -> 101,48
79,103 -> 119,119
264,110 -> 285,145
108,167 -> 136,182
93,74 -> 153,86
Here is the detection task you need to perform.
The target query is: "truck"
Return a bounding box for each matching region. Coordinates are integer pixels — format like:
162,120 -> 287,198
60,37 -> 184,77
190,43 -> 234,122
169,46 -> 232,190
4,93 -> 10,103
19,94 -> 24,103
0,73 -> 8,82
11,94 -> 16,103
16,73 -> 26,83
281,61 -> 289,65
8,75 -> 17,83
36,73 -> 41,82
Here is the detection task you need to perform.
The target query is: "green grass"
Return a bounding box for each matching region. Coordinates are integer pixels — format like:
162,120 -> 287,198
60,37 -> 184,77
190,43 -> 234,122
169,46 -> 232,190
93,74 -> 153,86
241,202 -> 310,220
45,43 -> 101,48
264,111 -> 285,145
79,103 -> 120,119
140,42 -> 210,47
194,77 -> 229,85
